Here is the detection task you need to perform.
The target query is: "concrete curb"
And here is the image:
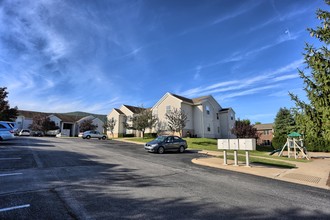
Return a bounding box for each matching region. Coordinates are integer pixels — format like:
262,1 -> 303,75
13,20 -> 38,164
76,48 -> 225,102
194,150 -> 330,190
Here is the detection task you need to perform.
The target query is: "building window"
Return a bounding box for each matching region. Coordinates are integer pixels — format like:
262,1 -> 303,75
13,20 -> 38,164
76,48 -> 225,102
207,124 -> 211,132
166,106 -> 171,114
231,113 -> 234,120
263,140 -> 271,146
216,113 -> 219,119
206,106 -> 210,115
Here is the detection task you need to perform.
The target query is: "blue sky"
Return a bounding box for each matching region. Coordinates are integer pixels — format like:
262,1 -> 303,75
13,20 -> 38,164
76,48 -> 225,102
0,0 -> 326,123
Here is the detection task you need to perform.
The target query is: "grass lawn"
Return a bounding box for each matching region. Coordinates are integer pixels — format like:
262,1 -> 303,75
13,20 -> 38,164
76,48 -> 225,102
185,138 -> 218,151
124,137 -> 306,168
127,137 -> 218,151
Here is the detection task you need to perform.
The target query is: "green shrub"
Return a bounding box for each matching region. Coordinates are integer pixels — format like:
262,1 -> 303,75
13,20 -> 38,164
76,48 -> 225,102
144,133 -> 157,138
123,134 -> 135,137
304,138 -> 330,152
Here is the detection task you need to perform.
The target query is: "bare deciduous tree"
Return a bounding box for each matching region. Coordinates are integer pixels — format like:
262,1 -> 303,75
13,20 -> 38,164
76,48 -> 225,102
165,108 -> 188,137
106,117 -> 116,138
79,119 -> 97,132
130,108 -> 158,138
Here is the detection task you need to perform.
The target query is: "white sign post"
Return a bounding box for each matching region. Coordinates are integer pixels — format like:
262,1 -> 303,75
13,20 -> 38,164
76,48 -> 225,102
229,139 -> 239,166
218,139 -> 229,165
238,139 -> 256,167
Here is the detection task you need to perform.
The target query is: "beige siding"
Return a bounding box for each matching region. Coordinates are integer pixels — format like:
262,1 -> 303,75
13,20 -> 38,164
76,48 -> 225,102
219,109 -> 236,138
92,117 -> 104,134
181,103 -> 194,137
193,105 -> 203,137
107,110 -> 121,138
153,94 -> 182,133
108,92 -> 235,139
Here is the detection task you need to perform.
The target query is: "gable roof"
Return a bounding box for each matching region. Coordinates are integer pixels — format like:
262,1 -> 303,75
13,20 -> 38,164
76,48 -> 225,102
254,123 -> 273,130
171,93 -> 194,104
152,92 -> 223,110
123,105 -> 146,114
53,114 -> 85,123
114,108 -> 125,115
192,95 -> 212,104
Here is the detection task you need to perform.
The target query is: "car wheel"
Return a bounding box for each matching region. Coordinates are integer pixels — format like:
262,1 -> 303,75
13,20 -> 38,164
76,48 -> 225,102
157,146 -> 165,154
178,146 -> 185,153
102,136 -> 106,140
86,135 -> 91,139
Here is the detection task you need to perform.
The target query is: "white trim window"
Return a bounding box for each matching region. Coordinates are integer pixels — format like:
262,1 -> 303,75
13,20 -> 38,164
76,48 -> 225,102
206,106 -> 210,115
166,105 -> 171,114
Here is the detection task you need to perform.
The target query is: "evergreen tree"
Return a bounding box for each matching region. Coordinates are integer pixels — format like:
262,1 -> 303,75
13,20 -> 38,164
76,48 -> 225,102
0,87 -> 18,121
289,1 -> 330,151
272,108 -> 296,149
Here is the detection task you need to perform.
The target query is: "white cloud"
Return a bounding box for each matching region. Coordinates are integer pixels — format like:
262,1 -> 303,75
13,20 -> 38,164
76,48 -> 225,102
219,84 -> 280,100
211,1 -> 261,25
249,7 -> 308,33
194,65 -> 202,80
273,73 -> 298,82
179,59 -> 303,100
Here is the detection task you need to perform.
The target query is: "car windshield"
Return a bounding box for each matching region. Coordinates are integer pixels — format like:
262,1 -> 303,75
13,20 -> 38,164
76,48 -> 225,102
155,136 -> 167,142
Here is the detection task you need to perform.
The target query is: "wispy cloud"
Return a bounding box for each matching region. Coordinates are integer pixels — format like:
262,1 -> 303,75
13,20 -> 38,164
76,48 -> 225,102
182,29 -> 302,77
0,0 -> 145,113
211,1 -> 262,25
219,84 -> 280,100
249,7 -> 308,33
273,73 -> 298,82
179,59 -> 304,100
193,65 -> 202,80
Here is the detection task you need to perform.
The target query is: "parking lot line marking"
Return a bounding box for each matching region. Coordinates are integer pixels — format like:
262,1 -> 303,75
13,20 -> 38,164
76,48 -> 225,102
0,158 -> 21,160
0,204 -> 30,212
0,173 -> 23,177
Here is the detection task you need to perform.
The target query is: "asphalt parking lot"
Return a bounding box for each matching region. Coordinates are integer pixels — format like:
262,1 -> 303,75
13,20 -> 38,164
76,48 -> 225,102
1,137 -> 330,219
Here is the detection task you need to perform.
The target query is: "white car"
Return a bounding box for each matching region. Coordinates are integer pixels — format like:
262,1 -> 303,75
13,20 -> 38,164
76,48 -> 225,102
0,121 -> 16,141
81,130 -> 107,140
19,129 -> 31,136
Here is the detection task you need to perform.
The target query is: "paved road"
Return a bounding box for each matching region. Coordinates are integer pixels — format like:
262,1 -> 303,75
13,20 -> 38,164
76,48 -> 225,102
0,137 -> 329,219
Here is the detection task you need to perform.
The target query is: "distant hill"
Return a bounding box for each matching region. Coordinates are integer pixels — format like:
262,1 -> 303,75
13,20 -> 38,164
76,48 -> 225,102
62,111 -> 107,122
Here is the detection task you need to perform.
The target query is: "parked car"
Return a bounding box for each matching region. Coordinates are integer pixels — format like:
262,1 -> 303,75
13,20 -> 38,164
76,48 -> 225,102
46,129 -> 60,137
81,130 -> 107,140
0,121 -> 18,135
31,131 -> 44,137
144,135 -> 188,154
0,121 -> 16,141
19,129 -> 31,136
